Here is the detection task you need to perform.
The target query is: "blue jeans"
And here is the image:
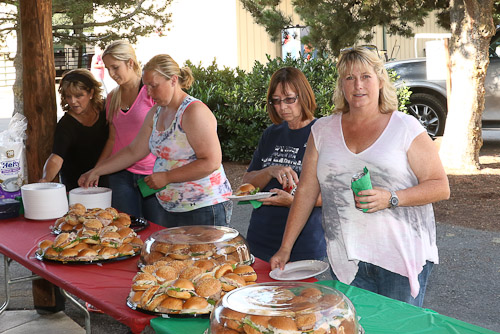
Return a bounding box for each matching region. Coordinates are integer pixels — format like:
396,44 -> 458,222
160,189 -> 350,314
328,260 -> 434,307
162,201 -> 232,228
108,170 -> 169,227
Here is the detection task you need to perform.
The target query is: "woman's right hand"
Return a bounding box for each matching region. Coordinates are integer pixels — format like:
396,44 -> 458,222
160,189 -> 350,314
270,248 -> 291,271
267,166 -> 299,189
78,169 -> 100,188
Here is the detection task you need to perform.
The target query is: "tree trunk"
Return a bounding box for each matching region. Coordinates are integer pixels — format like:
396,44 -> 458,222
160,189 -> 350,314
20,0 -> 57,183
12,20 -> 23,116
439,0 -> 495,173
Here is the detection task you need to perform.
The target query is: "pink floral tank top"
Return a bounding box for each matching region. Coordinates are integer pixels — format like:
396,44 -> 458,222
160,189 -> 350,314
149,95 -> 232,212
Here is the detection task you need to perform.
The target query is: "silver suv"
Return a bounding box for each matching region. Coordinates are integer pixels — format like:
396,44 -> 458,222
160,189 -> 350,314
385,29 -> 500,137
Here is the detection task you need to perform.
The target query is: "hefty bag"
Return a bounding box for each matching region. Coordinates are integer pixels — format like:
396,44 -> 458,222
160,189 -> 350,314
0,113 -> 27,199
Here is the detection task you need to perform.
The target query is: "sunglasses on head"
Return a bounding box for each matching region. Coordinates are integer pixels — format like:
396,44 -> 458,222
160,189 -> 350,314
340,45 -> 381,58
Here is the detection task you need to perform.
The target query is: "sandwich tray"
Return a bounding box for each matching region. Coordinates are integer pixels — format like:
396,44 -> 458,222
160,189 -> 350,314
51,216 -> 149,235
126,299 -> 211,318
35,250 -> 140,264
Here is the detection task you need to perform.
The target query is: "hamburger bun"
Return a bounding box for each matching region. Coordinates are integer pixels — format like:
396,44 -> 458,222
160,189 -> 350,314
179,266 -> 203,281
189,243 -> 214,258
215,263 -> 234,278
59,222 -> 75,232
166,278 -> 195,299
100,231 -> 122,248
105,207 -> 119,219
299,287 -> 323,300
38,239 -> 53,251
43,247 -> 60,260
153,242 -> 171,254
59,248 -> 79,261
295,313 -> 318,331
53,232 -> 78,250
77,248 -> 98,261
99,247 -> 119,259
195,277 -> 222,299
64,214 -> 80,226
157,296 -> 184,314
235,183 -> 256,196
71,242 -> 89,252
129,290 -> 145,307
219,273 -> 246,292
181,296 -> 213,314
194,259 -> 217,272
219,308 -> 246,331
117,243 -> 135,256
117,227 -> 136,243
132,272 -> 158,291
141,286 -> 166,311
169,244 -> 190,260
233,265 -> 257,282
242,315 -> 272,334
154,266 -> 179,283
145,251 -> 165,264
69,202 -> 86,213
268,316 -> 298,332
130,237 -> 144,249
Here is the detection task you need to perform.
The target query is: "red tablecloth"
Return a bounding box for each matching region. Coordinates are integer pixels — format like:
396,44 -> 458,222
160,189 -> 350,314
0,216 -> 313,333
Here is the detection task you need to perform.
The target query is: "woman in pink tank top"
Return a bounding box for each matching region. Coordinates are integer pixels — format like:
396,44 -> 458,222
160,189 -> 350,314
94,40 -> 168,226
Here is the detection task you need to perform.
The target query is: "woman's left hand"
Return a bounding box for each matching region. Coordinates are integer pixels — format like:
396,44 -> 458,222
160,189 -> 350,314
355,187 -> 391,212
144,172 -> 169,189
259,188 -> 294,207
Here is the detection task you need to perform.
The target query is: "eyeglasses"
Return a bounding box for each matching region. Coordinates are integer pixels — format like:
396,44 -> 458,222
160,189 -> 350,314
269,96 -> 299,105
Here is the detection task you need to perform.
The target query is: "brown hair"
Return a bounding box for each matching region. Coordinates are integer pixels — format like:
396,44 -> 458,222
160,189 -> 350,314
143,54 -> 194,90
59,69 -> 104,113
266,67 -> 316,124
333,46 -> 398,114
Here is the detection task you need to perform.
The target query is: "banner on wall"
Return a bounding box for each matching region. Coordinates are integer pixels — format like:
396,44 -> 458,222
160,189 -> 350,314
281,26 -> 317,61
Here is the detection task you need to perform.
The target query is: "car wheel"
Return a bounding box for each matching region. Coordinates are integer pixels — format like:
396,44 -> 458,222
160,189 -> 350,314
407,93 -> 447,137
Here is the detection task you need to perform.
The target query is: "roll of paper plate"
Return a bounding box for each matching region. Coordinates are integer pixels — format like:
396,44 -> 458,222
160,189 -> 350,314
21,183 -> 68,220
69,187 -> 112,209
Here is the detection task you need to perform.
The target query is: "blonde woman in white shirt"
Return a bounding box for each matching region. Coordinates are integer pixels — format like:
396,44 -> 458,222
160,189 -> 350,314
270,46 -> 450,307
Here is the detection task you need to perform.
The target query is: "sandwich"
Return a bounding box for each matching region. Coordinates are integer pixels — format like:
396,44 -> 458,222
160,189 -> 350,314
141,285 -> 167,311
195,277 -> 222,302
218,308 -> 246,331
153,242 -> 171,254
76,248 -> 99,261
179,266 -> 203,281
128,290 -> 145,308
156,296 -> 184,314
43,247 -> 60,260
53,232 -> 78,251
104,207 -> 119,219
242,315 -> 272,334
169,244 -> 191,260
69,203 -> 86,215
233,265 -> 257,282
96,210 -> 114,226
166,278 -> 195,299
154,266 -> 179,284
117,227 -> 136,244
181,296 -> 213,314
38,239 -> 53,252
219,273 -> 246,292
100,231 -> 122,248
193,259 -> 217,272
299,287 -> 323,301
189,243 -> 214,259
117,243 -> 135,256
132,272 -> 158,291
81,219 -> 103,243
215,263 -> 234,278
99,246 -> 120,259
268,316 -> 301,334
59,248 -> 79,261
234,183 -> 259,196
295,313 -> 318,332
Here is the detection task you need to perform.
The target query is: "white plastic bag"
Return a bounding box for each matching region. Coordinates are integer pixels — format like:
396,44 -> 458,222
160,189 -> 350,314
0,113 -> 27,199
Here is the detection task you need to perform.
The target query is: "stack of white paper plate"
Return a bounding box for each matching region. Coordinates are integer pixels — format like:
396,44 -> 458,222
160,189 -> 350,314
69,187 -> 112,209
21,183 -> 68,220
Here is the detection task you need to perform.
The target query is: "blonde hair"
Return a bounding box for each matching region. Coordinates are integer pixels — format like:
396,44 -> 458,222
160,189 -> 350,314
333,46 -> 398,114
266,67 -> 316,124
59,69 -> 104,113
143,54 -> 194,90
102,40 -> 141,122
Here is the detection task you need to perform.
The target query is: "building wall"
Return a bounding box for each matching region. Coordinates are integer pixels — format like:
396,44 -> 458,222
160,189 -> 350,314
236,1 -> 450,70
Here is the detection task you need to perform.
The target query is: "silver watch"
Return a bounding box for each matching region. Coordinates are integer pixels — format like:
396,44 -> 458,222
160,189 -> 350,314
389,190 -> 399,208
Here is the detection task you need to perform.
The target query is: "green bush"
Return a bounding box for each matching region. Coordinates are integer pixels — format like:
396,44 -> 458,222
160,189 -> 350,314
186,56 -> 410,162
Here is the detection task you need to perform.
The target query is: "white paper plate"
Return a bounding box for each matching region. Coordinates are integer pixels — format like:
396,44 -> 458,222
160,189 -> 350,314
269,260 -> 329,281
69,187 -> 112,209
227,192 -> 276,201
21,183 -> 68,220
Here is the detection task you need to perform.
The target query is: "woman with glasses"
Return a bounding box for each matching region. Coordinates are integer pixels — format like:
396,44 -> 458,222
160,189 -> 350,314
79,54 -> 232,227
270,47 -> 449,306
242,67 -> 326,262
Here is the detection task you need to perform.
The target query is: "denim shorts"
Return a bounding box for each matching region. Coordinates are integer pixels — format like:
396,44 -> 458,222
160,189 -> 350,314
162,201 -> 233,228
328,260 -> 434,307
